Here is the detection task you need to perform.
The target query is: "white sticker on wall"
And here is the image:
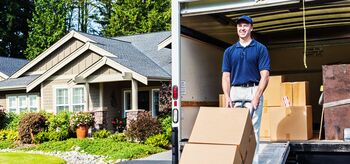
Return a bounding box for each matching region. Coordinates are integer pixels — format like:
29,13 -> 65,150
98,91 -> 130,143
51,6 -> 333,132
181,80 -> 186,95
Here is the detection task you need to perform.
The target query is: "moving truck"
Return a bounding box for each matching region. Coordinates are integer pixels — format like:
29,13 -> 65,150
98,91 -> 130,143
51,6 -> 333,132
171,0 -> 350,163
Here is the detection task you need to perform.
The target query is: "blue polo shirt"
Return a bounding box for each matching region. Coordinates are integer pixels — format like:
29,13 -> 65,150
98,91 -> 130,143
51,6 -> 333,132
222,39 -> 270,86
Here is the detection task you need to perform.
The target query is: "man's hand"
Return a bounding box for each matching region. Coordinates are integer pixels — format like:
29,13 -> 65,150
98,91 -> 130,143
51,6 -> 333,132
251,97 -> 259,110
225,96 -> 233,108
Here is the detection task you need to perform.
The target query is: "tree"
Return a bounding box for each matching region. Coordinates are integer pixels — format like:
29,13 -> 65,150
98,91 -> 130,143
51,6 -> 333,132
0,0 -> 33,58
104,0 -> 171,37
25,0 -> 71,60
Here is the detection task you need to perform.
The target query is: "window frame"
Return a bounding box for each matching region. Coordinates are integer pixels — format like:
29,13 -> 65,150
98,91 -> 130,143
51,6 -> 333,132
53,85 -> 86,113
6,94 -> 39,113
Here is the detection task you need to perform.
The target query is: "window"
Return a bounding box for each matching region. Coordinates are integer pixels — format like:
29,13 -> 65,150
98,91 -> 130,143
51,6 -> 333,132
123,88 -> 160,118
8,96 -> 17,113
6,94 -> 39,113
152,89 -> 160,117
18,96 -> 27,113
56,88 -> 69,113
55,86 -> 85,113
29,95 -> 38,112
72,87 -> 84,112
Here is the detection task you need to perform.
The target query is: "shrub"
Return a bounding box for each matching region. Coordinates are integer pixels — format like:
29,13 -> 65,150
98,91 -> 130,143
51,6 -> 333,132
0,110 -> 6,129
145,134 -> 169,148
109,133 -> 126,142
18,113 -> 47,144
0,130 -> 19,142
158,114 -> 171,140
2,112 -> 23,130
70,112 -> 94,130
34,131 -> 49,144
125,112 -> 162,142
93,129 -> 112,139
0,141 -> 16,149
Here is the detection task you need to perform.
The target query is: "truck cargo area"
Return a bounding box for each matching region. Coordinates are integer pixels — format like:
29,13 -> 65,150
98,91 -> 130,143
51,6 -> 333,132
171,0 -> 350,163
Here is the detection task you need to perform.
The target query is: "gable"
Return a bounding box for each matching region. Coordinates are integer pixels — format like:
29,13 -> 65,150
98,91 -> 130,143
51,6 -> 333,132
26,39 -> 84,75
53,50 -> 102,77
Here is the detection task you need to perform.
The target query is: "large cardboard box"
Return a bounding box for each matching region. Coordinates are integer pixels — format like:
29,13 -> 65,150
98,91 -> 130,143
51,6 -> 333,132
260,107 -> 270,139
219,94 -> 225,107
269,106 -> 313,141
264,75 -> 285,106
189,107 -> 254,160
280,83 -> 293,106
292,82 -> 309,106
180,144 -> 242,164
243,128 -> 257,164
280,82 -> 309,106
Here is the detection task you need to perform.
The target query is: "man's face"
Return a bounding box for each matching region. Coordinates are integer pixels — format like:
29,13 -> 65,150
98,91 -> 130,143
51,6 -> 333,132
236,22 -> 253,39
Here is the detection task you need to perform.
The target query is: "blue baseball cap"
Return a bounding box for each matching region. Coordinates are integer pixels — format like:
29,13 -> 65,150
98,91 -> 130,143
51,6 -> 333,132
236,15 -> 253,25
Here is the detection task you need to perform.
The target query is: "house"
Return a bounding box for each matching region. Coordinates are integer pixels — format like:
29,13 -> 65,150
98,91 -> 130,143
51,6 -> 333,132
0,31 -> 171,129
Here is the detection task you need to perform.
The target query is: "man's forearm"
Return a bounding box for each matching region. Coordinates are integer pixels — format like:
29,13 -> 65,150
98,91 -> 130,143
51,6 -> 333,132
222,76 -> 231,98
254,71 -> 269,100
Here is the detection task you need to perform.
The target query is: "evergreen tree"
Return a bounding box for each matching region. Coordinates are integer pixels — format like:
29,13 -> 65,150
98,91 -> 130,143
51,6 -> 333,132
0,0 -> 33,58
104,0 -> 171,37
25,0 -> 71,60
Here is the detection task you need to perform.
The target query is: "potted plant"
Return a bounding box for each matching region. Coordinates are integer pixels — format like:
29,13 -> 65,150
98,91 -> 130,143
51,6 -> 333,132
70,112 -> 94,139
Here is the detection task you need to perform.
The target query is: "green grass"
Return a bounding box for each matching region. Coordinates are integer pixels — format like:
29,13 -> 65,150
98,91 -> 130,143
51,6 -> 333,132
0,152 -> 66,164
25,138 -> 165,160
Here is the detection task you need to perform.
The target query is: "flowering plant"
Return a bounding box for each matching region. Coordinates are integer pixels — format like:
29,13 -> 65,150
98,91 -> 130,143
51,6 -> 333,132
112,116 -> 126,133
70,112 -> 94,129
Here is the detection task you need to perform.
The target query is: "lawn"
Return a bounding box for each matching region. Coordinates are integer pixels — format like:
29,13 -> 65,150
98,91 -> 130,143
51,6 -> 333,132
25,138 -> 165,160
0,152 -> 66,164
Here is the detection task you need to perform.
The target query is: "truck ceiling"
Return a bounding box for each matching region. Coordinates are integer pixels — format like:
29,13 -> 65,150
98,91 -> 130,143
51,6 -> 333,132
180,0 -> 350,47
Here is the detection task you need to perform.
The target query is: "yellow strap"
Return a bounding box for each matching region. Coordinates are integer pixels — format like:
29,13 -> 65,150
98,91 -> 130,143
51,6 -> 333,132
303,0 -> 308,69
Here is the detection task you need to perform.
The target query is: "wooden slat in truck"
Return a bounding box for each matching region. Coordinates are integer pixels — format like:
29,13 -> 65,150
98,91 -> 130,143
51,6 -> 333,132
171,0 -> 350,163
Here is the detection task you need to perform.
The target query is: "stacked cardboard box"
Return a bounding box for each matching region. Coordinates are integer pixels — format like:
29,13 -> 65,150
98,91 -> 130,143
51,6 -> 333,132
261,76 -> 313,141
180,107 -> 256,164
323,64 -> 350,140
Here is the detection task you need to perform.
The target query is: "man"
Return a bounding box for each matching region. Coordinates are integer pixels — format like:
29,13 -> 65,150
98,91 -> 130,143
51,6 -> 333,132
222,15 -> 270,162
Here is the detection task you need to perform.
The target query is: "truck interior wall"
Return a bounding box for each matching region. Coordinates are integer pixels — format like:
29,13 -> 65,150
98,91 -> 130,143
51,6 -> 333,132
269,43 -> 350,128
180,36 -> 224,139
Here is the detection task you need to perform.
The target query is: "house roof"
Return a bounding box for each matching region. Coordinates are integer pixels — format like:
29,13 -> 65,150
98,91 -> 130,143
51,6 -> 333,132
77,32 -> 171,79
0,75 -> 39,91
0,56 -> 29,78
115,31 -> 172,75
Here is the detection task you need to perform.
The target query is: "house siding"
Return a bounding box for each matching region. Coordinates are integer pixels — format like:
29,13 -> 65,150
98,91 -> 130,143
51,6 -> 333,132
89,83 -> 100,110
27,39 -> 84,74
41,79 -> 69,113
92,66 -> 121,76
54,51 -> 102,76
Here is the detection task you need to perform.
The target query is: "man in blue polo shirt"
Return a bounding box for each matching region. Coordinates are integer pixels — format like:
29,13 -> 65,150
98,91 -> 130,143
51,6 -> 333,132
222,15 -> 270,163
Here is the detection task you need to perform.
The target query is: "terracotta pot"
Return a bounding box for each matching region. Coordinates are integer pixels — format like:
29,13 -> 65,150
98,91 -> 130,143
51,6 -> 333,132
76,125 -> 88,139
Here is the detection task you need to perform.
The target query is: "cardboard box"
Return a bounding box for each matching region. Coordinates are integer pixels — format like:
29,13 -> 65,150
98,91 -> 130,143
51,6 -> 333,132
269,106 -> 313,141
219,94 -> 225,107
281,82 -> 309,106
264,75 -> 285,106
189,107 -> 253,160
180,144 -> 242,164
243,129 -> 257,164
280,83 -> 293,106
260,107 -> 270,139
292,82 -> 309,106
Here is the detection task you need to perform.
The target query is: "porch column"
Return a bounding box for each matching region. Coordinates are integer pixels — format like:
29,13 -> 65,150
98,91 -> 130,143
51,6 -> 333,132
131,79 -> 138,110
85,82 -> 90,111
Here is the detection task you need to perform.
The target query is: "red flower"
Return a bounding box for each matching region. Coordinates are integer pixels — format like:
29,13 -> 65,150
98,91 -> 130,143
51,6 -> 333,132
119,121 -> 123,124
112,121 -> 116,125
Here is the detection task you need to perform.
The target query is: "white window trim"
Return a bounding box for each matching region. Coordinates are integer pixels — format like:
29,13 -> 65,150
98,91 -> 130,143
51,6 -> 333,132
53,85 -> 86,113
151,89 -> 160,117
72,86 -> 85,112
123,90 -> 131,118
5,93 -> 40,113
28,95 -> 39,112
122,88 -> 160,118
18,96 -> 28,113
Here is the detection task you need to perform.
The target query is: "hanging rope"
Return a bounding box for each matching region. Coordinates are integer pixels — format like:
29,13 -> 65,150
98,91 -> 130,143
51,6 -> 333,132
303,0 -> 307,69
